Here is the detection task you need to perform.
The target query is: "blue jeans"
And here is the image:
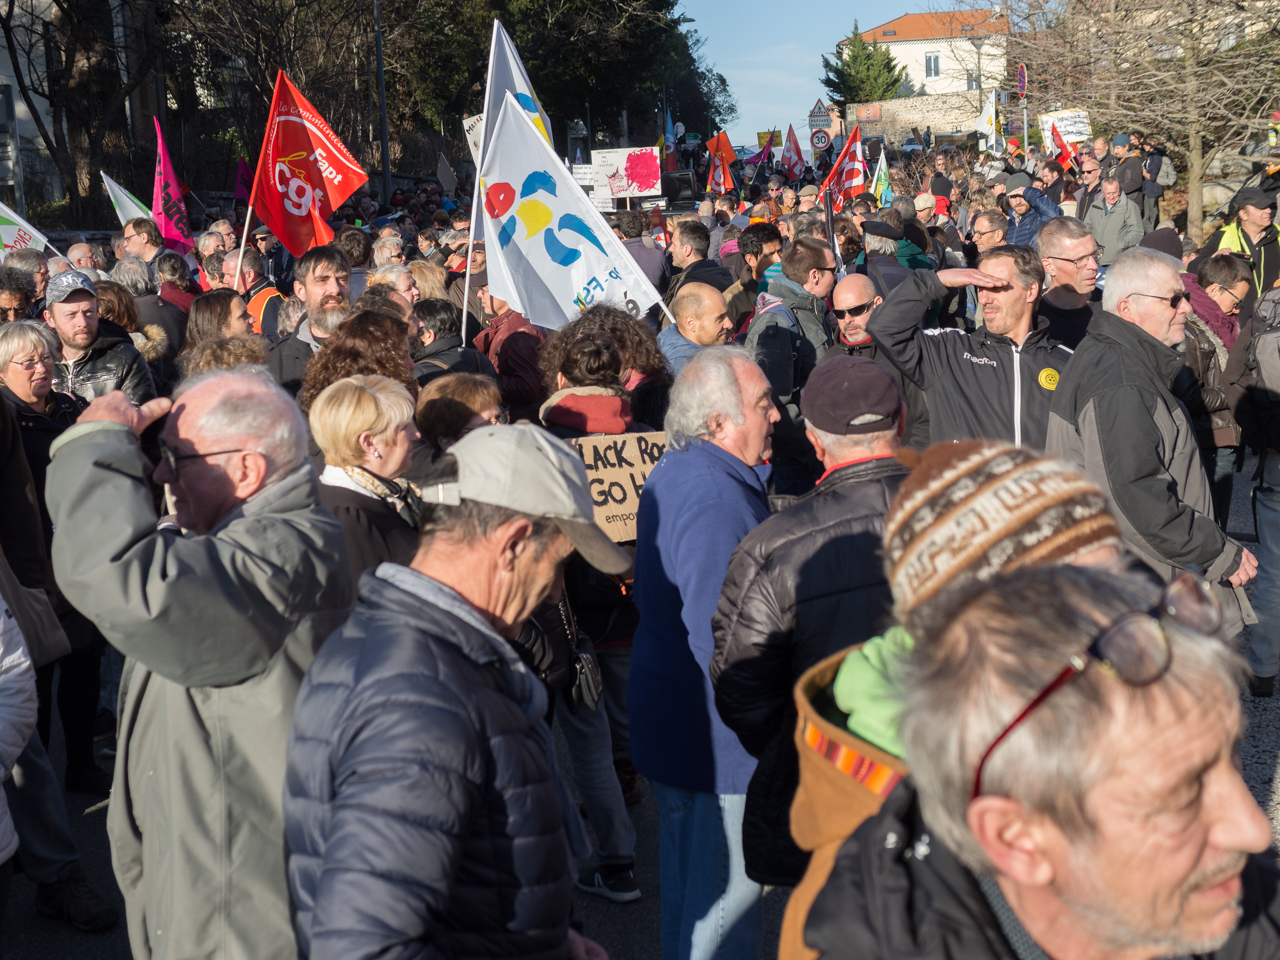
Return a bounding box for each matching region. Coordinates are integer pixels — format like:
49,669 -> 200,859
1249,455 -> 1280,677
652,783 -> 762,960
4,732 -> 81,883
1201,446 -> 1237,531
596,645 -> 631,760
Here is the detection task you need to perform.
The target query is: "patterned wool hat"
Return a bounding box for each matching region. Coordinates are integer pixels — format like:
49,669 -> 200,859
883,441 -> 1122,616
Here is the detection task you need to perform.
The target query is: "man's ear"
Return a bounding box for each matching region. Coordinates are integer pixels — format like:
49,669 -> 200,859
966,795 -> 1059,889
494,516 -> 536,571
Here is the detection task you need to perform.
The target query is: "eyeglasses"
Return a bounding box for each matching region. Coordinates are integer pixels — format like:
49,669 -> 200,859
122,232 -> 138,242
1082,166 -> 1100,175
1217,286 -> 1244,311
972,227 -> 1003,238
1129,291 -> 1191,310
1047,247 -> 1104,269
157,435 -> 246,474
8,354 -> 53,371
971,572 -> 1220,802
833,300 -> 876,319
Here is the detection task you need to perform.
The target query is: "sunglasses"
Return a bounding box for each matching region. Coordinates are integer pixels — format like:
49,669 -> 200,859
1129,291 -> 1191,310
832,300 -> 875,319
971,572 -> 1219,801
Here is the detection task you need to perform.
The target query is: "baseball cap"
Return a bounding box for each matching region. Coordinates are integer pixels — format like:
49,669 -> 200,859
432,424 -> 632,574
468,268 -> 489,289
987,171 -> 1011,186
1112,134 -> 1130,146
44,269 -> 96,306
801,356 -> 901,435
798,185 -> 820,197
1235,186 -> 1275,211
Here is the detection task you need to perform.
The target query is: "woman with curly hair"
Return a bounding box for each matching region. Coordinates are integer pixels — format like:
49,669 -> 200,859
297,310 -> 416,413
537,303 -> 673,429
538,333 -> 650,439
408,259 -> 447,300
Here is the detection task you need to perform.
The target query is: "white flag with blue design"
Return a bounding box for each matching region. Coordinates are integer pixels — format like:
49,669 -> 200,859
482,21 -> 554,161
480,91 -> 661,329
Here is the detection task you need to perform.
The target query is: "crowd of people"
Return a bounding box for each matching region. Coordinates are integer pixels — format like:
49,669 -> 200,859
0,123 -> 1278,960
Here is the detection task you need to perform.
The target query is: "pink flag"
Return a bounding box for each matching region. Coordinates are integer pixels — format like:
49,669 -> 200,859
234,156 -> 253,205
152,118 -> 193,254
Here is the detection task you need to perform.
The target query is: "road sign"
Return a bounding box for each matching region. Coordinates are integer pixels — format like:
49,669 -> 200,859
808,99 -> 832,129
684,132 -> 701,143
1017,64 -> 1028,99
811,129 -> 831,150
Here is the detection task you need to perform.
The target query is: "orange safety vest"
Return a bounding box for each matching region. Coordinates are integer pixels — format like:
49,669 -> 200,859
246,286 -> 284,336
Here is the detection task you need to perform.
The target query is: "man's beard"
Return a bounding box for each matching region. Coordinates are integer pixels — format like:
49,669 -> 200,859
308,298 -> 349,334
58,328 -> 93,350
409,331 -> 428,361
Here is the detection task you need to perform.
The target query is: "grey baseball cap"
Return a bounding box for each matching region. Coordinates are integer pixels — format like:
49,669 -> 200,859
425,423 -> 632,575
44,269 -> 96,306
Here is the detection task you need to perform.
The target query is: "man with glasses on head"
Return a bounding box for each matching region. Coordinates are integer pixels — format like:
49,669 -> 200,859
1037,216 -> 1102,348
43,369 -> 353,960
1049,246 -> 1256,642
821,274 -> 929,450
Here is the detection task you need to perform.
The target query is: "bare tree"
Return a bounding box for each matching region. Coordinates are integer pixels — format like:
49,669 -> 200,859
947,0 -> 1280,241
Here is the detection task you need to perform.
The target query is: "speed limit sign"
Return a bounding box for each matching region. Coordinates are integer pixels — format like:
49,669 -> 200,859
811,129 -> 830,150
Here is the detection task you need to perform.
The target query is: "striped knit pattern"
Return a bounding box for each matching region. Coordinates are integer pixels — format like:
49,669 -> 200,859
884,442 -> 1122,614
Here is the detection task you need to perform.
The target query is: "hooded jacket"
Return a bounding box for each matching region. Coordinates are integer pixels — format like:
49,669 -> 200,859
806,779 -> 1280,960
868,270 -> 1072,449
268,317 -> 324,397
412,334 -> 497,387
1047,309 -> 1248,635
538,385 -> 645,439
52,329 -> 156,407
710,457 -> 909,885
1004,186 -> 1062,246
44,423 -> 354,960
473,309 -> 545,422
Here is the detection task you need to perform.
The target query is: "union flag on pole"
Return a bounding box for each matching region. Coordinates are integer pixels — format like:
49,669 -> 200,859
705,132 -> 737,196
1051,122 -> 1079,170
249,71 -> 368,257
152,119 -> 193,254
819,125 -> 868,212
780,125 -> 806,181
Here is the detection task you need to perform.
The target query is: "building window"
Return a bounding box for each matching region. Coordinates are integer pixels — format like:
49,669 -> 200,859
882,30 -> 896,36
925,53 -> 941,78
967,71 -> 979,90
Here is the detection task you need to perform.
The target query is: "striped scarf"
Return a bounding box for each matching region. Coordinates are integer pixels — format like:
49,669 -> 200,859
341,466 -> 425,528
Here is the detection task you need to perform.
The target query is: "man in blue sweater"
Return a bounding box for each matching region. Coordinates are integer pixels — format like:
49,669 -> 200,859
657,283 -> 734,375
629,345 -> 780,960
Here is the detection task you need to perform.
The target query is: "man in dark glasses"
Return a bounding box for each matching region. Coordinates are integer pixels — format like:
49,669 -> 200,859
1048,246 -> 1256,642
820,274 -> 929,451
808,564 -> 1276,960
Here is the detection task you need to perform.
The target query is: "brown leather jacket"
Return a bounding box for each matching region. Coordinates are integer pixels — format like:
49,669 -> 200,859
1183,312 -> 1241,448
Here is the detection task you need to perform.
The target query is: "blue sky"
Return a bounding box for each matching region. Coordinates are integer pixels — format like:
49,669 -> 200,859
676,1 -> 922,149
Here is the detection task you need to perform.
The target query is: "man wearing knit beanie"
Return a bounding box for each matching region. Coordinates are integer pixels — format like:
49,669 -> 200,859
777,440 -> 1122,960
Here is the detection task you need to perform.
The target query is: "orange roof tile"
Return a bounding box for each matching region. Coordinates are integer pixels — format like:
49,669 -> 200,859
856,10 -> 1007,43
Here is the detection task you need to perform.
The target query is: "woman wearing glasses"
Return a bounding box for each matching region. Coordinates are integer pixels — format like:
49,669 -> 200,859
0,321 -> 113,795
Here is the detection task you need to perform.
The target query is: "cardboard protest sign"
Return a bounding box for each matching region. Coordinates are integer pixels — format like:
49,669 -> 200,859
567,432 -> 666,542
1039,110 -> 1091,146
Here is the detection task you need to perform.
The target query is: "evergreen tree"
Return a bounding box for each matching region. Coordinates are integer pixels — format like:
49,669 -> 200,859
821,22 -> 908,108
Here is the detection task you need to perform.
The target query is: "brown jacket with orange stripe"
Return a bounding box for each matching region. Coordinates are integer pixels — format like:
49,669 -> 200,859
779,648 -> 909,960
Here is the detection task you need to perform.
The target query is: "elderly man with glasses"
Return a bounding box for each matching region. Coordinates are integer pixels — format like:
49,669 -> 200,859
1049,246 -> 1256,643
806,562 -> 1278,960
43,370 -> 354,960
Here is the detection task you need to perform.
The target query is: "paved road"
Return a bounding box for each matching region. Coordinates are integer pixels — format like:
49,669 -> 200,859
4,453 -> 1277,958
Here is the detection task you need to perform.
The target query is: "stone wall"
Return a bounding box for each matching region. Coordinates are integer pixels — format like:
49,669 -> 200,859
845,91 -> 984,148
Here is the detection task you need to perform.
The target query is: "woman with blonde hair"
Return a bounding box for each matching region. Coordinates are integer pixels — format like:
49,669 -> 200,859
311,374 -> 423,579
408,259 -> 448,301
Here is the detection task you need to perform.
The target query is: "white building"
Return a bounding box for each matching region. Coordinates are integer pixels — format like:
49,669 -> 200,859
839,10 -> 1008,99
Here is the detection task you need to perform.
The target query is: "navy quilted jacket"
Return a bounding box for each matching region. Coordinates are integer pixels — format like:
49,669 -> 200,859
284,566 -> 574,960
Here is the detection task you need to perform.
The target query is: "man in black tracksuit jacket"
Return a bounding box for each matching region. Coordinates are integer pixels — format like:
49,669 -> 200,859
867,247 -> 1073,449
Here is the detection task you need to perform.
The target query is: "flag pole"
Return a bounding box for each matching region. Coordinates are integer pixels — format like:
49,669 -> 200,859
231,205 -> 253,294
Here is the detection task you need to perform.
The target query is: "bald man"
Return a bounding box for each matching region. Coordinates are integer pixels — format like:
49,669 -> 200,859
67,243 -> 100,273
657,282 -> 733,375
819,274 -> 931,450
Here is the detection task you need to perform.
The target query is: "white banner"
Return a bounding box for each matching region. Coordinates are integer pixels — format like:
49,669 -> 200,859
480,91 -> 661,330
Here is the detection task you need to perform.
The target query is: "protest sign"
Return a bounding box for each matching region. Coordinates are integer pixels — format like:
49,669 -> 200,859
567,432 -> 667,542
592,147 -> 663,200
1039,109 -> 1091,147
463,113 -> 484,167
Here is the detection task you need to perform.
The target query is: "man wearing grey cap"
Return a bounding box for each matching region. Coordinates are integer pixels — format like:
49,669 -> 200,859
284,424 -> 627,960
42,270 -> 154,405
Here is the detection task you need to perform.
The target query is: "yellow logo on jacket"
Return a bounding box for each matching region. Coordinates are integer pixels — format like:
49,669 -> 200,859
1038,368 -> 1059,390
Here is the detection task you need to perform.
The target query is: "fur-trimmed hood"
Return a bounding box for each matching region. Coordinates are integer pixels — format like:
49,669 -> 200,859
128,324 -> 169,363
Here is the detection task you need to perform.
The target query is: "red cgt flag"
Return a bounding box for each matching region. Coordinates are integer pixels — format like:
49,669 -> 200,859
705,132 -> 738,196
249,71 -> 367,257
1051,122 -> 1079,170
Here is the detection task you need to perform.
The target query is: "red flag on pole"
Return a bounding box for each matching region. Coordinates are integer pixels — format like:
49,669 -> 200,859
648,205 -> 670,248
1050,123 -> 1079,170
249,71 -> 368,257
152,119 -> 193,254
819,126 -> 867,212
780,125 -> 806,181
705,132 -> 737,196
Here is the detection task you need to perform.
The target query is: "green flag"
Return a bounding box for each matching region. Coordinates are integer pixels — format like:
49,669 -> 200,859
101,171 -> 150,227
0,200 -> 49,260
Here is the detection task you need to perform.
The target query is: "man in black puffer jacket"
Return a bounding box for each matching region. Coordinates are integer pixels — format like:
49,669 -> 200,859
284,425 -> 630,960
710,357 -> 910,885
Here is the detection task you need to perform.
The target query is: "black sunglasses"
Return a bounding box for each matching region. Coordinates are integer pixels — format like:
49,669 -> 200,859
1130,291 -> 1191,310
833,300 -> 875,319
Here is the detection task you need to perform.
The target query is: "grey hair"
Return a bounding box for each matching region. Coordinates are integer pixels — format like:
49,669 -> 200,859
0,319 -> 59,368
889,196 -> 917,220
1035,216 -> 1094,256
208,219 -> 232,233
368,263 -> 410,289
197,232 -> 224,256
863,234 -> 898,257
172,368 -> 307,484
664,345 -> 759,451
5,248 -> 46,273
371,236 -> 404,268
111,255 -> 156,297
899,566 -> 1243,875
807,422 -> 896,459
47,257 -> 72,274
276,297 -> 304,338
1102,247 -> 1182,314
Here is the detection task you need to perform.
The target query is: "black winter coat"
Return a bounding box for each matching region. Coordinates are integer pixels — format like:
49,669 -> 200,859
710,457 -> 909,885
284,569 -> 574,960
317,484 -> 419,582
52,331 -> 156,406
1,387 -> 85,548
267,319 -> 321,397
413,334 -> 498,387
807,780 -> 1280,960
